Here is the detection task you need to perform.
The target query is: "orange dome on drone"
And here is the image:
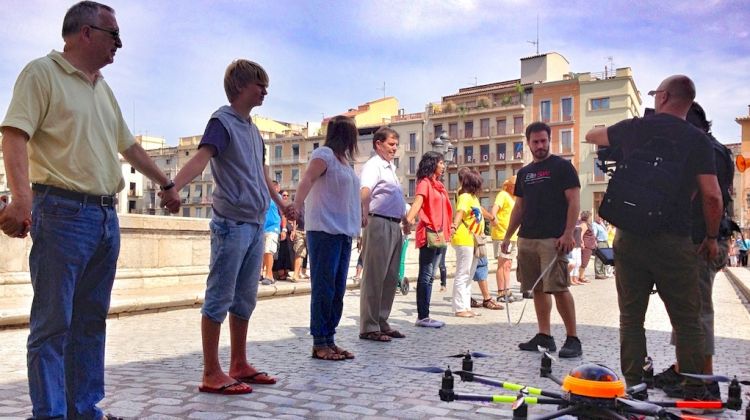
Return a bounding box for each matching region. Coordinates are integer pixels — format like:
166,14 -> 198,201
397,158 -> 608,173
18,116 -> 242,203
561,364 -> 626,398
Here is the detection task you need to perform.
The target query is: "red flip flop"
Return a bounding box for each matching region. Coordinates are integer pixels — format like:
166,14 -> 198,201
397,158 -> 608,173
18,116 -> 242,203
235,371 -> 277,385
198,381 -> 252,395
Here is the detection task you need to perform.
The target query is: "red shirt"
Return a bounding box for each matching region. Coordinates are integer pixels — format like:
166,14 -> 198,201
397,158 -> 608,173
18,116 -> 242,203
415,178 -> 453,248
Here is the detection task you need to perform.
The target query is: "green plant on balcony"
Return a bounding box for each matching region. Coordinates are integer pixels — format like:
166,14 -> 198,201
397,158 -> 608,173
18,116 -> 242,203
431,103 -> 443,114
443,101 -> 456,113
476,96 -> 491,108
457,104 -> 467,118
515,81 -> 525,102
501,95 -> 512,106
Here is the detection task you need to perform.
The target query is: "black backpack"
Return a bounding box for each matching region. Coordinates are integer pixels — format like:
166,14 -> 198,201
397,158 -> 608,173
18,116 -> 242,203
709,136 -> 739,238
598,135 -> 687,236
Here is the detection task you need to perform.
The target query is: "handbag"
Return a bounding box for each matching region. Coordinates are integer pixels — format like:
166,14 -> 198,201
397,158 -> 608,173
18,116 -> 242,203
426,188 -> 448,249
473,233 -> 487,258
462,219 -> 488,258
426,228 -> 447,249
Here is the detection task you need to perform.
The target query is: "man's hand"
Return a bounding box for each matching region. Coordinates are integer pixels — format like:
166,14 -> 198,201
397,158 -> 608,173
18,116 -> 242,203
697,238 -> 719,261
158,188 -> 181,214
556,231 -> 575,255
284,203 -> 298,221
500,238 -> 510,254
0,195 -> 32,238
401,219 -> 411,235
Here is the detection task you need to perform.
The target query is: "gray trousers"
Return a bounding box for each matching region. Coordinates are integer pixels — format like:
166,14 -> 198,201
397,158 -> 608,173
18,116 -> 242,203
359,215 -> 403,334
594,240 -> 610,276
669,239 -> 729,355
614,230 -> 704,386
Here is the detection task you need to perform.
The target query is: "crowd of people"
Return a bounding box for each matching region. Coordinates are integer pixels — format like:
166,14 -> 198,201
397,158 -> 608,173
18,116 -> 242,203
0,1 -> 735,417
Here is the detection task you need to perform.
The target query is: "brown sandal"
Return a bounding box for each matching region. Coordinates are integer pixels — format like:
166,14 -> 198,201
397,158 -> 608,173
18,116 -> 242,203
482,298 -> 504,310
330,345 -> 355,359
359,331 -> 392,342
312,347 -> 345,361
382,329 -> 406,339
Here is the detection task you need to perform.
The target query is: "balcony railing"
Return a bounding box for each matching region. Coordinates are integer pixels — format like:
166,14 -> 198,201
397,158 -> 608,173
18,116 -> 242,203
270,155 -> 307,165
429,95 -> 524,116
392,112 -> 424,122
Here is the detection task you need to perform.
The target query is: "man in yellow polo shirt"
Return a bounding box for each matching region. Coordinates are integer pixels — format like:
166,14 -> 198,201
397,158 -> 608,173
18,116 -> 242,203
491,176 -> 518,302
0,2 -> 179,418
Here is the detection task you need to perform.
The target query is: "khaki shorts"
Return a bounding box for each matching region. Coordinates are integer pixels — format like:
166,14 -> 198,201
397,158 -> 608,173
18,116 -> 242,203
516,237 -> 570,293
264,232 -> 279,254
493,240 -> 518,260
292,230 -> 307,258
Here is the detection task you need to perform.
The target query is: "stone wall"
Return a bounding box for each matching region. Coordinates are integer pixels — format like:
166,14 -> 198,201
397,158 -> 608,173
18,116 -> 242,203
0,214 -> 211,298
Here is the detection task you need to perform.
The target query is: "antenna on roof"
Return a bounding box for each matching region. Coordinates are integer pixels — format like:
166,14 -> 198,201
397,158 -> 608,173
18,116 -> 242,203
605,56 -> 615,77
377,81 -> 386,98
527,14 -> 539,55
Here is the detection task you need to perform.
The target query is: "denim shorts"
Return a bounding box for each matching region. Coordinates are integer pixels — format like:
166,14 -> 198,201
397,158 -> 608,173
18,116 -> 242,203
202,215 -> 264,323
473,255 -> 489,281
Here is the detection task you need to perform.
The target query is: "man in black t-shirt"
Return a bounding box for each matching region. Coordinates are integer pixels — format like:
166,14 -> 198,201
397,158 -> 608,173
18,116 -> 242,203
655,102 -> 734,399
502,122 -> 583,358
585,75 -> 722,400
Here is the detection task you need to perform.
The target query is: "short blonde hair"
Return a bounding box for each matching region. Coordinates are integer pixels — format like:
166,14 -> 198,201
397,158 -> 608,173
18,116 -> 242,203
502,175 -> 516,192
224,59 -> 269,102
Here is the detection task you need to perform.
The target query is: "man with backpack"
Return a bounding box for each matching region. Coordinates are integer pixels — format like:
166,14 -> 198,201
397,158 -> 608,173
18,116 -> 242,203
585,75 -> 722,400
652,102 -> 735,402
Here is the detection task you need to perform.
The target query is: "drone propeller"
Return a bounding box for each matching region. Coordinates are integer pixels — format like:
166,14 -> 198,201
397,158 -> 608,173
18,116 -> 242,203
446,351 -> 496,358
681,373 -> 750,385
537,345 -> 556,361
616,397 -> 664,416
401,366 -> 448,374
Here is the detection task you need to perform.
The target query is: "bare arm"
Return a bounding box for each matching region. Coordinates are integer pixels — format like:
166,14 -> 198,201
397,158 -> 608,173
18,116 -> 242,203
557,187 -> 581,254
490,203 -> 500,226
292,158 -> 327,213
0,126 -> 32,237
405,195 -> 424,225
121,143 -> 180,213
360,187 -> 371,228
584,127 -> 610,146
173,146 -> 213,191
696,174 -> 723,260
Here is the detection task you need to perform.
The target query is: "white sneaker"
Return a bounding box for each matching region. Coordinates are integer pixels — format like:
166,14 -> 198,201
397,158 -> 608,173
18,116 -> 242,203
415,318 -> 445,328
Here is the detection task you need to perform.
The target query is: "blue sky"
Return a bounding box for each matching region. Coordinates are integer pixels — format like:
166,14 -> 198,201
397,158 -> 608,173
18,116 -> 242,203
1,0 -> 748,145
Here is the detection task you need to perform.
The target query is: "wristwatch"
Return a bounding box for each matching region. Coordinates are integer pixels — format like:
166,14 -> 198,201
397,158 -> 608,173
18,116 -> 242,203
160,180 -> 175,191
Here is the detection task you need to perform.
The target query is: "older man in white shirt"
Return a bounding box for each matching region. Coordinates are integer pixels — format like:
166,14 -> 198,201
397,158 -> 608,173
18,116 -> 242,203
358,126 -> 410,342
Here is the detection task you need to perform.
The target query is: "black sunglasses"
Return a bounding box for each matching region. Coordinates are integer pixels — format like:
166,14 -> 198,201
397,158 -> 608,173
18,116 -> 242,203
89,25 -> 120,41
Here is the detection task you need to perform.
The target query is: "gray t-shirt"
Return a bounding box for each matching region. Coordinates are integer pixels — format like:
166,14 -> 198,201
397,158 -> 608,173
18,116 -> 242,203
304,146 -> 361,237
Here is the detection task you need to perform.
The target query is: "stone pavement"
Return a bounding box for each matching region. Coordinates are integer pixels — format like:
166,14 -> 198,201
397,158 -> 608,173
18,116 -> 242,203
0,268 -> 748,419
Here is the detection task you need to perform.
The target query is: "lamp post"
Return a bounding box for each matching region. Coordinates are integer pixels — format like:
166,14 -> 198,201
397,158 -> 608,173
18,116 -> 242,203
431,131 -> 455,163
432,131 -> 456,191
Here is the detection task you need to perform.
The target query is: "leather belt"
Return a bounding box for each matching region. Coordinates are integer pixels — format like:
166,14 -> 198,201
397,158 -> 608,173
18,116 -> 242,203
368,213 -> 401,223
32,184 -> 117,207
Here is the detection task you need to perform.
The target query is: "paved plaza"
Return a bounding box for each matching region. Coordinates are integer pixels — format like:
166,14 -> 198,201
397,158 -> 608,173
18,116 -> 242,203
0,269 -> 748,419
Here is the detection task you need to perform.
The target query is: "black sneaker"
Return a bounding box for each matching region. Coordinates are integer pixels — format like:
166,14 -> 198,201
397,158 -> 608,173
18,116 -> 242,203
558,336 -> 583,358
518,333 -> 556,352
664,381 -> 722,400
654,364 -> 682,389
681,383 -> 724,414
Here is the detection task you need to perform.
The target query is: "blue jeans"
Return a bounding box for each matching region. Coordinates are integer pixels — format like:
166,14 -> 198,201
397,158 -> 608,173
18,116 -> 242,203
28,191 -> 120,420
434,247 -> 447,287
417,246 -> 440,320
307,231 -> 351,347
202,215 -> 263,323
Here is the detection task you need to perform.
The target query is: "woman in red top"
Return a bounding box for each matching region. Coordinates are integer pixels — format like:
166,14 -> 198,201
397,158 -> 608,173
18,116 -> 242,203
405,152 -> 453,328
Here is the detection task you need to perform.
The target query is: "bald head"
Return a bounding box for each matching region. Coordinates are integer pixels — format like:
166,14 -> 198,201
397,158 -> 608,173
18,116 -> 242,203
653,74 -> 696,117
